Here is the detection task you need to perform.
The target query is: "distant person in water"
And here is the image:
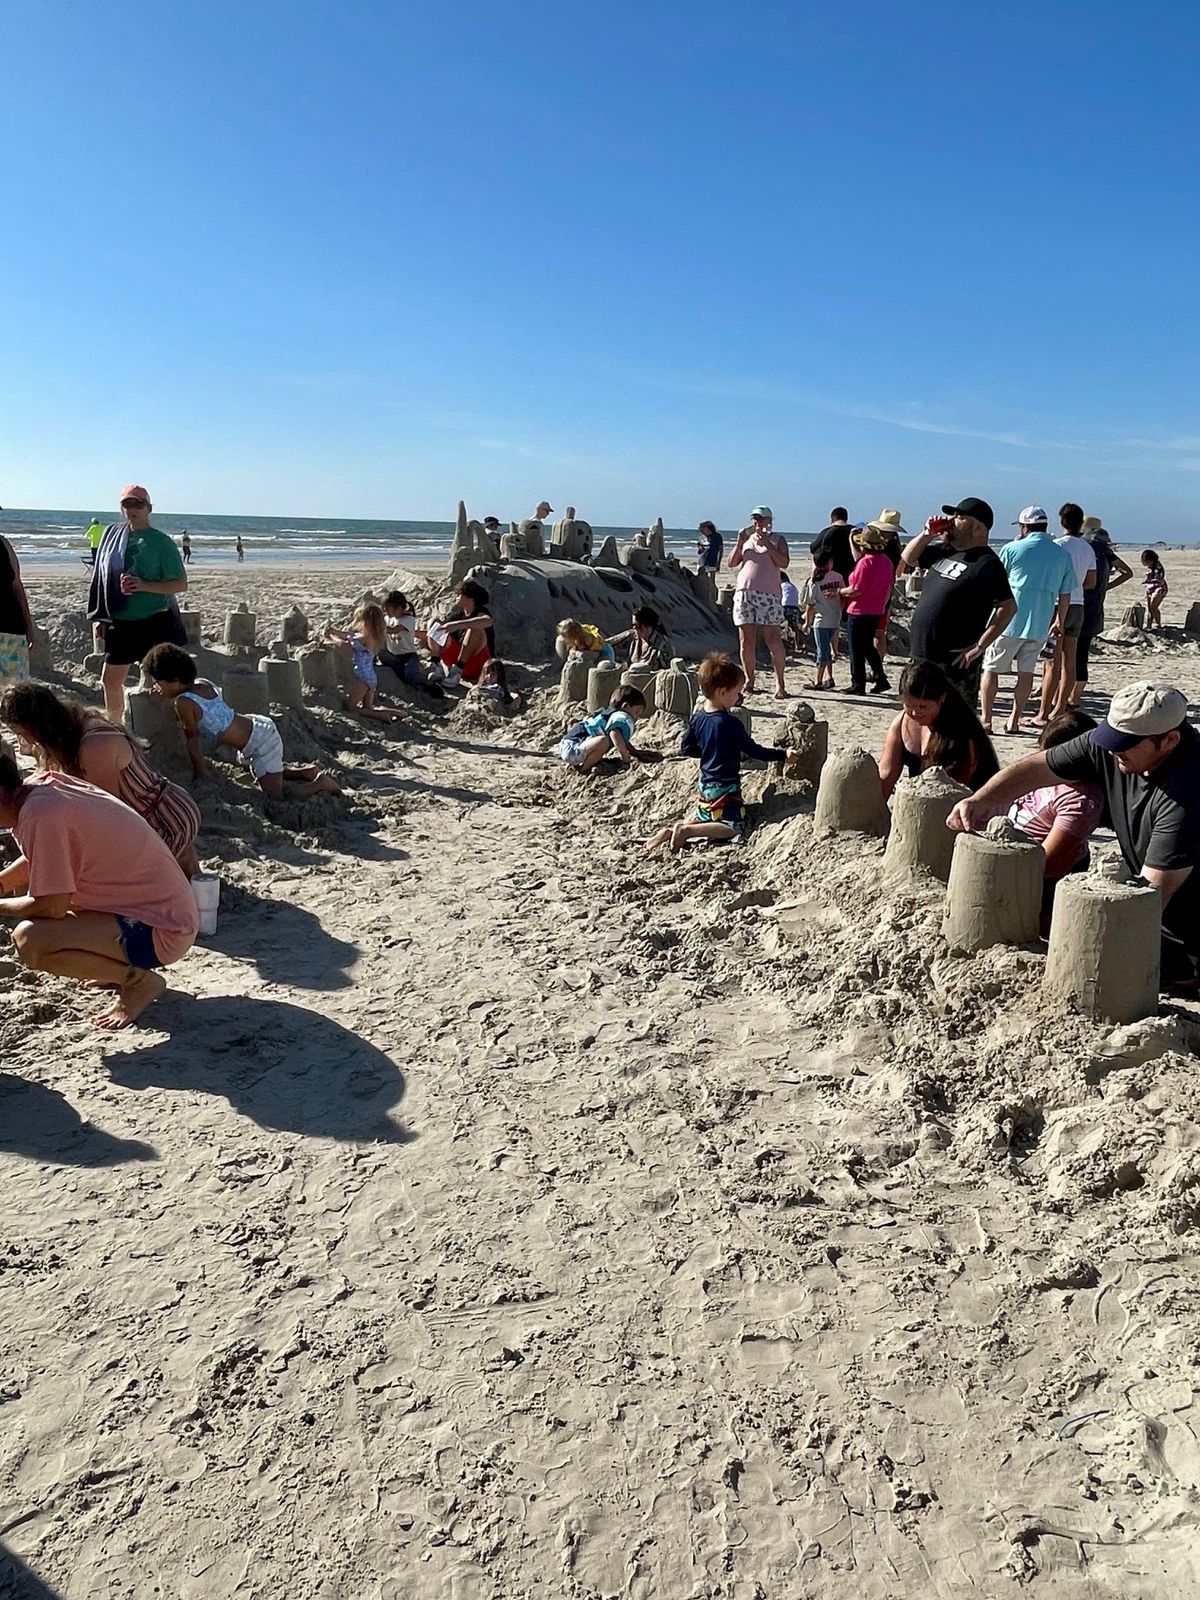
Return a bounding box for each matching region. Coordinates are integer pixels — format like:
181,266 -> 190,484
181,530 -> 192,564
1,681 -> 203,877
143,643 -> 342,798
235,536 -> 245,563
0,750 -> 198,1029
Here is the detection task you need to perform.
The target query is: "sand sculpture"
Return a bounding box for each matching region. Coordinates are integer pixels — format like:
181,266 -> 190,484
884,767 -> 971,883
125,686 -> 191,781
1186,603 -> 1200,635
281,606 -> 309,646
1043,859 -> 1161,1023
656,659 -> 697,719
592,535 -> 622,568
942,818 -> 1042,952
779,702 -> 829,787
298,644 -> 337,695
222,668 -> 270,717
558,655 -> 592,706
814,746 -> 890,837
586,661 -> 623,712
620,667 -> 658,712
178,609 -> 202,647
1122,602 -> 1146,629
224,605 -> 257,651
264,656 -> 304,710
549,508 -> 593,562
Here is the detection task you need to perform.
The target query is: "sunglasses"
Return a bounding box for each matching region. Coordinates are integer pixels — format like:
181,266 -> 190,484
121,498 -> 148,509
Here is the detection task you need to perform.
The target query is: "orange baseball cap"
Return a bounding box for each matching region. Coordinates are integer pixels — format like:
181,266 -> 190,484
120,484 -> 151,503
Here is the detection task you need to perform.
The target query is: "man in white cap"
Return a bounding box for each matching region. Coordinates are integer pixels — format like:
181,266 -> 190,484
978,507 -> 1075,734
949,681 -> 1200,990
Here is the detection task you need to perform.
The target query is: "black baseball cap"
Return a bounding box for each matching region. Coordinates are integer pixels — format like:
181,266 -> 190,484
941,497 -> 994,530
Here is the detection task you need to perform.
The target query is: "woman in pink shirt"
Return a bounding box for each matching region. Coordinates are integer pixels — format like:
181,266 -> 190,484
840,523 -> 895,695
0,756 -> 198,1029
728,505 -> 791,698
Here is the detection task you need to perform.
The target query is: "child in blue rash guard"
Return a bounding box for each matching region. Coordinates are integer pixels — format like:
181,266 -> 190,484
556,684 -> 646,771
643,653 -> 799,851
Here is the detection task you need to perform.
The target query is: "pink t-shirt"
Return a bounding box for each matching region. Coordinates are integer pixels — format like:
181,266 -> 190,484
1011,782 -> 1104,875
734,534 -> 785,598
15,772 -> 198,965
846,553 -> 894,616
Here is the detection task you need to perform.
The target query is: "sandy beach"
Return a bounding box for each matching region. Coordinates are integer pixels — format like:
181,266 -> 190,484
3,552 -> 1200,1599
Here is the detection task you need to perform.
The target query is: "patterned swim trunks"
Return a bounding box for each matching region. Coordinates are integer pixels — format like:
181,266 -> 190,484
0,632 -> 29,688
695,781 -> 745,834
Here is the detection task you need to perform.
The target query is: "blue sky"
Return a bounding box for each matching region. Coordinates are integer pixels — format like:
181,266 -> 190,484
3,0 -> 1199,533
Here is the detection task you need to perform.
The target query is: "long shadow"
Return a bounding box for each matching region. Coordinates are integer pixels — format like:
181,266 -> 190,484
434,736 -> 553,761
102,995 -> 413,1143
0,1543 -> 63,1599
205,885 -> 359,990
353,768 -> 496,806
0,1074 -> 156,1169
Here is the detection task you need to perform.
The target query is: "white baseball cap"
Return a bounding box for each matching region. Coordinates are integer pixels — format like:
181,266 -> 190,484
1013,505 -> 1048,526
1092,681 -> 1189,752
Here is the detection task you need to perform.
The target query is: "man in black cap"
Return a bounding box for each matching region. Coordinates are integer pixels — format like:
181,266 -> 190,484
948,680 -> 1200,991
900,497 -> 1016,701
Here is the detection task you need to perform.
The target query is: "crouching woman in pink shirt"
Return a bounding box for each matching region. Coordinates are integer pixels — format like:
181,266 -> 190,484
0,753 -> 198,1029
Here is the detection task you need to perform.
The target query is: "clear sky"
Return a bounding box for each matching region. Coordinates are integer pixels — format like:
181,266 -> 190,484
3,0 -> 1198,534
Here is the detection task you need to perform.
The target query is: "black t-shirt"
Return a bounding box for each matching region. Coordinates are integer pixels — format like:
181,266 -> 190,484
1084,539 -> 1113,621
0,540 -> 26,637
1046,725 -> 1200,946
699,529 -> 724,568
908,541 -> 1013,664
811,523 -> 855,578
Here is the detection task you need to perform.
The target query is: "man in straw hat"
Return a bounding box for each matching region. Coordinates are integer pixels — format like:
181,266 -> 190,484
950,680 -> 1200,993
901,497 -> 1016,703
978,506 -> 1074,734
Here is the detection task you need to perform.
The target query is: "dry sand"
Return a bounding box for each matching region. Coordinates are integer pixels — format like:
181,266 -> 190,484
3,555 -> 1200,1599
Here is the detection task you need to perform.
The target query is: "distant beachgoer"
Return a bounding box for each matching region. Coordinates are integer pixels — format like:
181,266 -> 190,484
802,550 -> 845,690
533,501 -> 553,524
88,485 -> 189,722
85,517 -> 104,566
483,516 -> 501,532
840,522 -> 894,696
0,533 -> 34,689
979,506 -> 1074,734
901,497 -> 1016,704
0,682 -> 202,876
235,536 -> 245,563
379,590 -> 428,684
878,659 -> 1000,800
780,576 -> 803,652
643,653 -> 798,852
729,505 -> 790,698
1008,710 -> 1103,932
810,507 -> 854,580
1073,519 -> 1132,704
143,643 -> 342,798
181,531 -> 192,565
697,520 -> 724,574
1141,550 -> 1168,628
950,680 -> 1200,994
423,580 -> 495,686
557,618 -> 615,664
0,751 -> 198,1029
327,604 -> 405,723
556,684 -> 645,771
605,606 -> 672,671
1037,502 -> 1097,721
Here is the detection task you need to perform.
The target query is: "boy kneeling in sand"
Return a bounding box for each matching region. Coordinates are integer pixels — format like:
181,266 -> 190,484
644,653 -> 799,852
143,644 -> 342,799
0,750 -> 198,1028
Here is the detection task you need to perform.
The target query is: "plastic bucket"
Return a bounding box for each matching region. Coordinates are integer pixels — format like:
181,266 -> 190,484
191,873 -> 220,937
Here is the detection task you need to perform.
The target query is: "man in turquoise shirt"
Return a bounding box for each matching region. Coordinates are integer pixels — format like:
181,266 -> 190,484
979,506 -> 1075,734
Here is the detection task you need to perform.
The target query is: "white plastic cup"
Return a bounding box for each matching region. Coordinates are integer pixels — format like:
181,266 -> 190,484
191,873 -> 220,937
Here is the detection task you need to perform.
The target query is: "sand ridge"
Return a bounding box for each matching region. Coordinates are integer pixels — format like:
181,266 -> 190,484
2,558 -> 1200,1597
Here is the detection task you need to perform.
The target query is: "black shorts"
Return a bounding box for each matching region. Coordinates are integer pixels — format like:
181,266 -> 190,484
102,609 -> 185,667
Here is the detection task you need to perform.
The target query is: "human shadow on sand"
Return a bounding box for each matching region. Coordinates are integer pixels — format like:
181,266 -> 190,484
102,996 -> 413,1144
0,1542 -> 64,1598
0,1073 -> 156,1169
204,885 -> 359,991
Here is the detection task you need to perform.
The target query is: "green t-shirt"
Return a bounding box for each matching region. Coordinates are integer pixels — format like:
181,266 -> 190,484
119,525 -> 187,621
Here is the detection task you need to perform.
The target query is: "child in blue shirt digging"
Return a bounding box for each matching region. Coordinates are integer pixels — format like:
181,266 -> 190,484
644,653 -> 799,851
556,684 -> 646,772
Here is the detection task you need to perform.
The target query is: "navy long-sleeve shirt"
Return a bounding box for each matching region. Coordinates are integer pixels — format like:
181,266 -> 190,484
681,707 -> 786,788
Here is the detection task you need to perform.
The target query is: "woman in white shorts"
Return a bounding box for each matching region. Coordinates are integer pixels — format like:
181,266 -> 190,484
728,505 -> 791,697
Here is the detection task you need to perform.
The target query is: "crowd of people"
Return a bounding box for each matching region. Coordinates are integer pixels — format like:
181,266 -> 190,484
0,482 -> 1198,1031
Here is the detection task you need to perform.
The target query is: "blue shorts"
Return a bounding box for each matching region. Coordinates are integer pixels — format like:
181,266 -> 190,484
116,916 -> 162,971
814,626 -> 836,665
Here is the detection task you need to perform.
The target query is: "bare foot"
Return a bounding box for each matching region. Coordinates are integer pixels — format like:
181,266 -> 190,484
315,774 -> 344,796
981,722 -> 994,733
95,971 -> 167,1030
1005,721 -> 1022,735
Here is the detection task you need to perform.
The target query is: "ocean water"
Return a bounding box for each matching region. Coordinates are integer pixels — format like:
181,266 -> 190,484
0,508 -> 747,568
